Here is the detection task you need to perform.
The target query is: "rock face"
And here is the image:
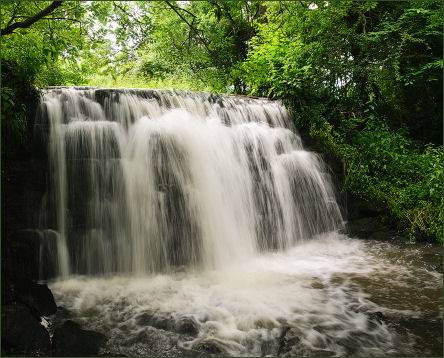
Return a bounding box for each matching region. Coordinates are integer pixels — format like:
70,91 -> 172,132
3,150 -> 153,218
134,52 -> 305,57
52,320 -> 107,357
1,304 -> 51,356
299,128 -> 400,241
1,274 -> 57,356
1,86 -> 59,357
11,280 -> 57,317
2,231 -> 57,357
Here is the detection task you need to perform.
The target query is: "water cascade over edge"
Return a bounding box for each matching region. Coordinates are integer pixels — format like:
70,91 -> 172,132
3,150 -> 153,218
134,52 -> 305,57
36,88 -> 344,277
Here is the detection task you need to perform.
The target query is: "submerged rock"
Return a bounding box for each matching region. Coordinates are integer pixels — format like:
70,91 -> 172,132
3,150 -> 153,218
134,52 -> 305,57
1,304 -> 51,356
52,320 -> 107,356
175,316 -> 200,336
135,312 -> 200,336
277,326 -> 301,356
194,339 -> 224,355
121,326 -> 186,357
135,311 -> 173,331
368,311 -> 385,324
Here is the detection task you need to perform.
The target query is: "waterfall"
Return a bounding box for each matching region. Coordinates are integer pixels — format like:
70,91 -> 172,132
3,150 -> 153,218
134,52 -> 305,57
37,88 -> 343,277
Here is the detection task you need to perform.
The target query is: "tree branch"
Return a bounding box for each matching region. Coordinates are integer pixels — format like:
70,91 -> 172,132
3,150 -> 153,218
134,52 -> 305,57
164,0 -> 213,56
1,1 -> 63,36
5,1 -> 22,28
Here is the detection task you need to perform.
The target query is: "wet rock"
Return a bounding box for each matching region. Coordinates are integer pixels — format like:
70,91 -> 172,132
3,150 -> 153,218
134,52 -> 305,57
175,316 -> 200,336
337,331 -> 374,356
135,311 -> 173,331
99,352 -> 127,357
7,229 -> 41,280
1,304 -> 51,356
55,306 -> 73,319
136,312 -> 200,337
291,348 -> 335,357
254,317 -> 277,329
347,217 -> 381,236
346,194 -> 385,221
13,280 -> 57,316
311,281 -> 324,289
47,306 -> 74,336
121,326 -> 185,357
277,327 -> 301,356
346,216 -> 397,240
387,316 -> 443,356
368,311 -> 385,324
194,339 -> 223,355
278,326 -> 334,357
368,228 -> 398,241
52,320 -> 107,356
39,229 -> 60,280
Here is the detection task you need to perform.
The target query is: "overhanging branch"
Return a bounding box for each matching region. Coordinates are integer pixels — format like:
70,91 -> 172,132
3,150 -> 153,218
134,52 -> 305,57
1,1 -> 63,36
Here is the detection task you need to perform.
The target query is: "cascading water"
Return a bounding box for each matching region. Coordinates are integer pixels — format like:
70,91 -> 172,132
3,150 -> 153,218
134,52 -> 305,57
38,88 -> 343,277
35,88 -> 442,357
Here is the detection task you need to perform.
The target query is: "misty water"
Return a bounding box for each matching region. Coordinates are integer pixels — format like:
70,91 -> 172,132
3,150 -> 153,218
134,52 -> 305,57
37,88 -> 442,356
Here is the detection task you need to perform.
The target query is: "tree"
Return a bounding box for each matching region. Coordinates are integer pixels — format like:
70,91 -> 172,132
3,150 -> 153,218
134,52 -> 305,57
135,0 -> 265,92
241,0 -> 443,241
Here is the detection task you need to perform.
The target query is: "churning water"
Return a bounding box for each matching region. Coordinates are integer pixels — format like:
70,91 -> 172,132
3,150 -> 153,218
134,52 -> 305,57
37,88 -> 442,356
49,235 -> 442,357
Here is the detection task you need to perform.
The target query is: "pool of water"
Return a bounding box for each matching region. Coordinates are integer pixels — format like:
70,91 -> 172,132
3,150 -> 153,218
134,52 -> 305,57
49,233 -> 442,357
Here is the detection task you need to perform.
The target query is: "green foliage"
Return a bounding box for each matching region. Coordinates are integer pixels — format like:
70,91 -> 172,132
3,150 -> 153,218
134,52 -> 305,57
129,1 -> 264,92
1,0 -> 442,242
1,60 -> 39,157
242,0 -> 442,242
346,121 -> 443,242
1,86 -> 26,144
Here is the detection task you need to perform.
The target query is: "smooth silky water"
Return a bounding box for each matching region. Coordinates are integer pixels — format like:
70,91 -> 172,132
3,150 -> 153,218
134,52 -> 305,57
36,88 -> 442,356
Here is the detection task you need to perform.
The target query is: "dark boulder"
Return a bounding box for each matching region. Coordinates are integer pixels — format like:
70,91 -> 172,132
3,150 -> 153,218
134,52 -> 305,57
347,217 -> 381,237
175,316 -> 200,336
12,279 -> 57,316
52,320 -> 107,357
4,228 -> 61,282
1,304 -> 51,356
346,215 -> 400,240
3,277 -> 56,323
346,216 -> 396,240
345,194 -> 385,221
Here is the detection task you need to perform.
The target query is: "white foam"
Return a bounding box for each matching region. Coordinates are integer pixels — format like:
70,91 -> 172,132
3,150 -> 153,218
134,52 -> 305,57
50,234 -> 441,356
